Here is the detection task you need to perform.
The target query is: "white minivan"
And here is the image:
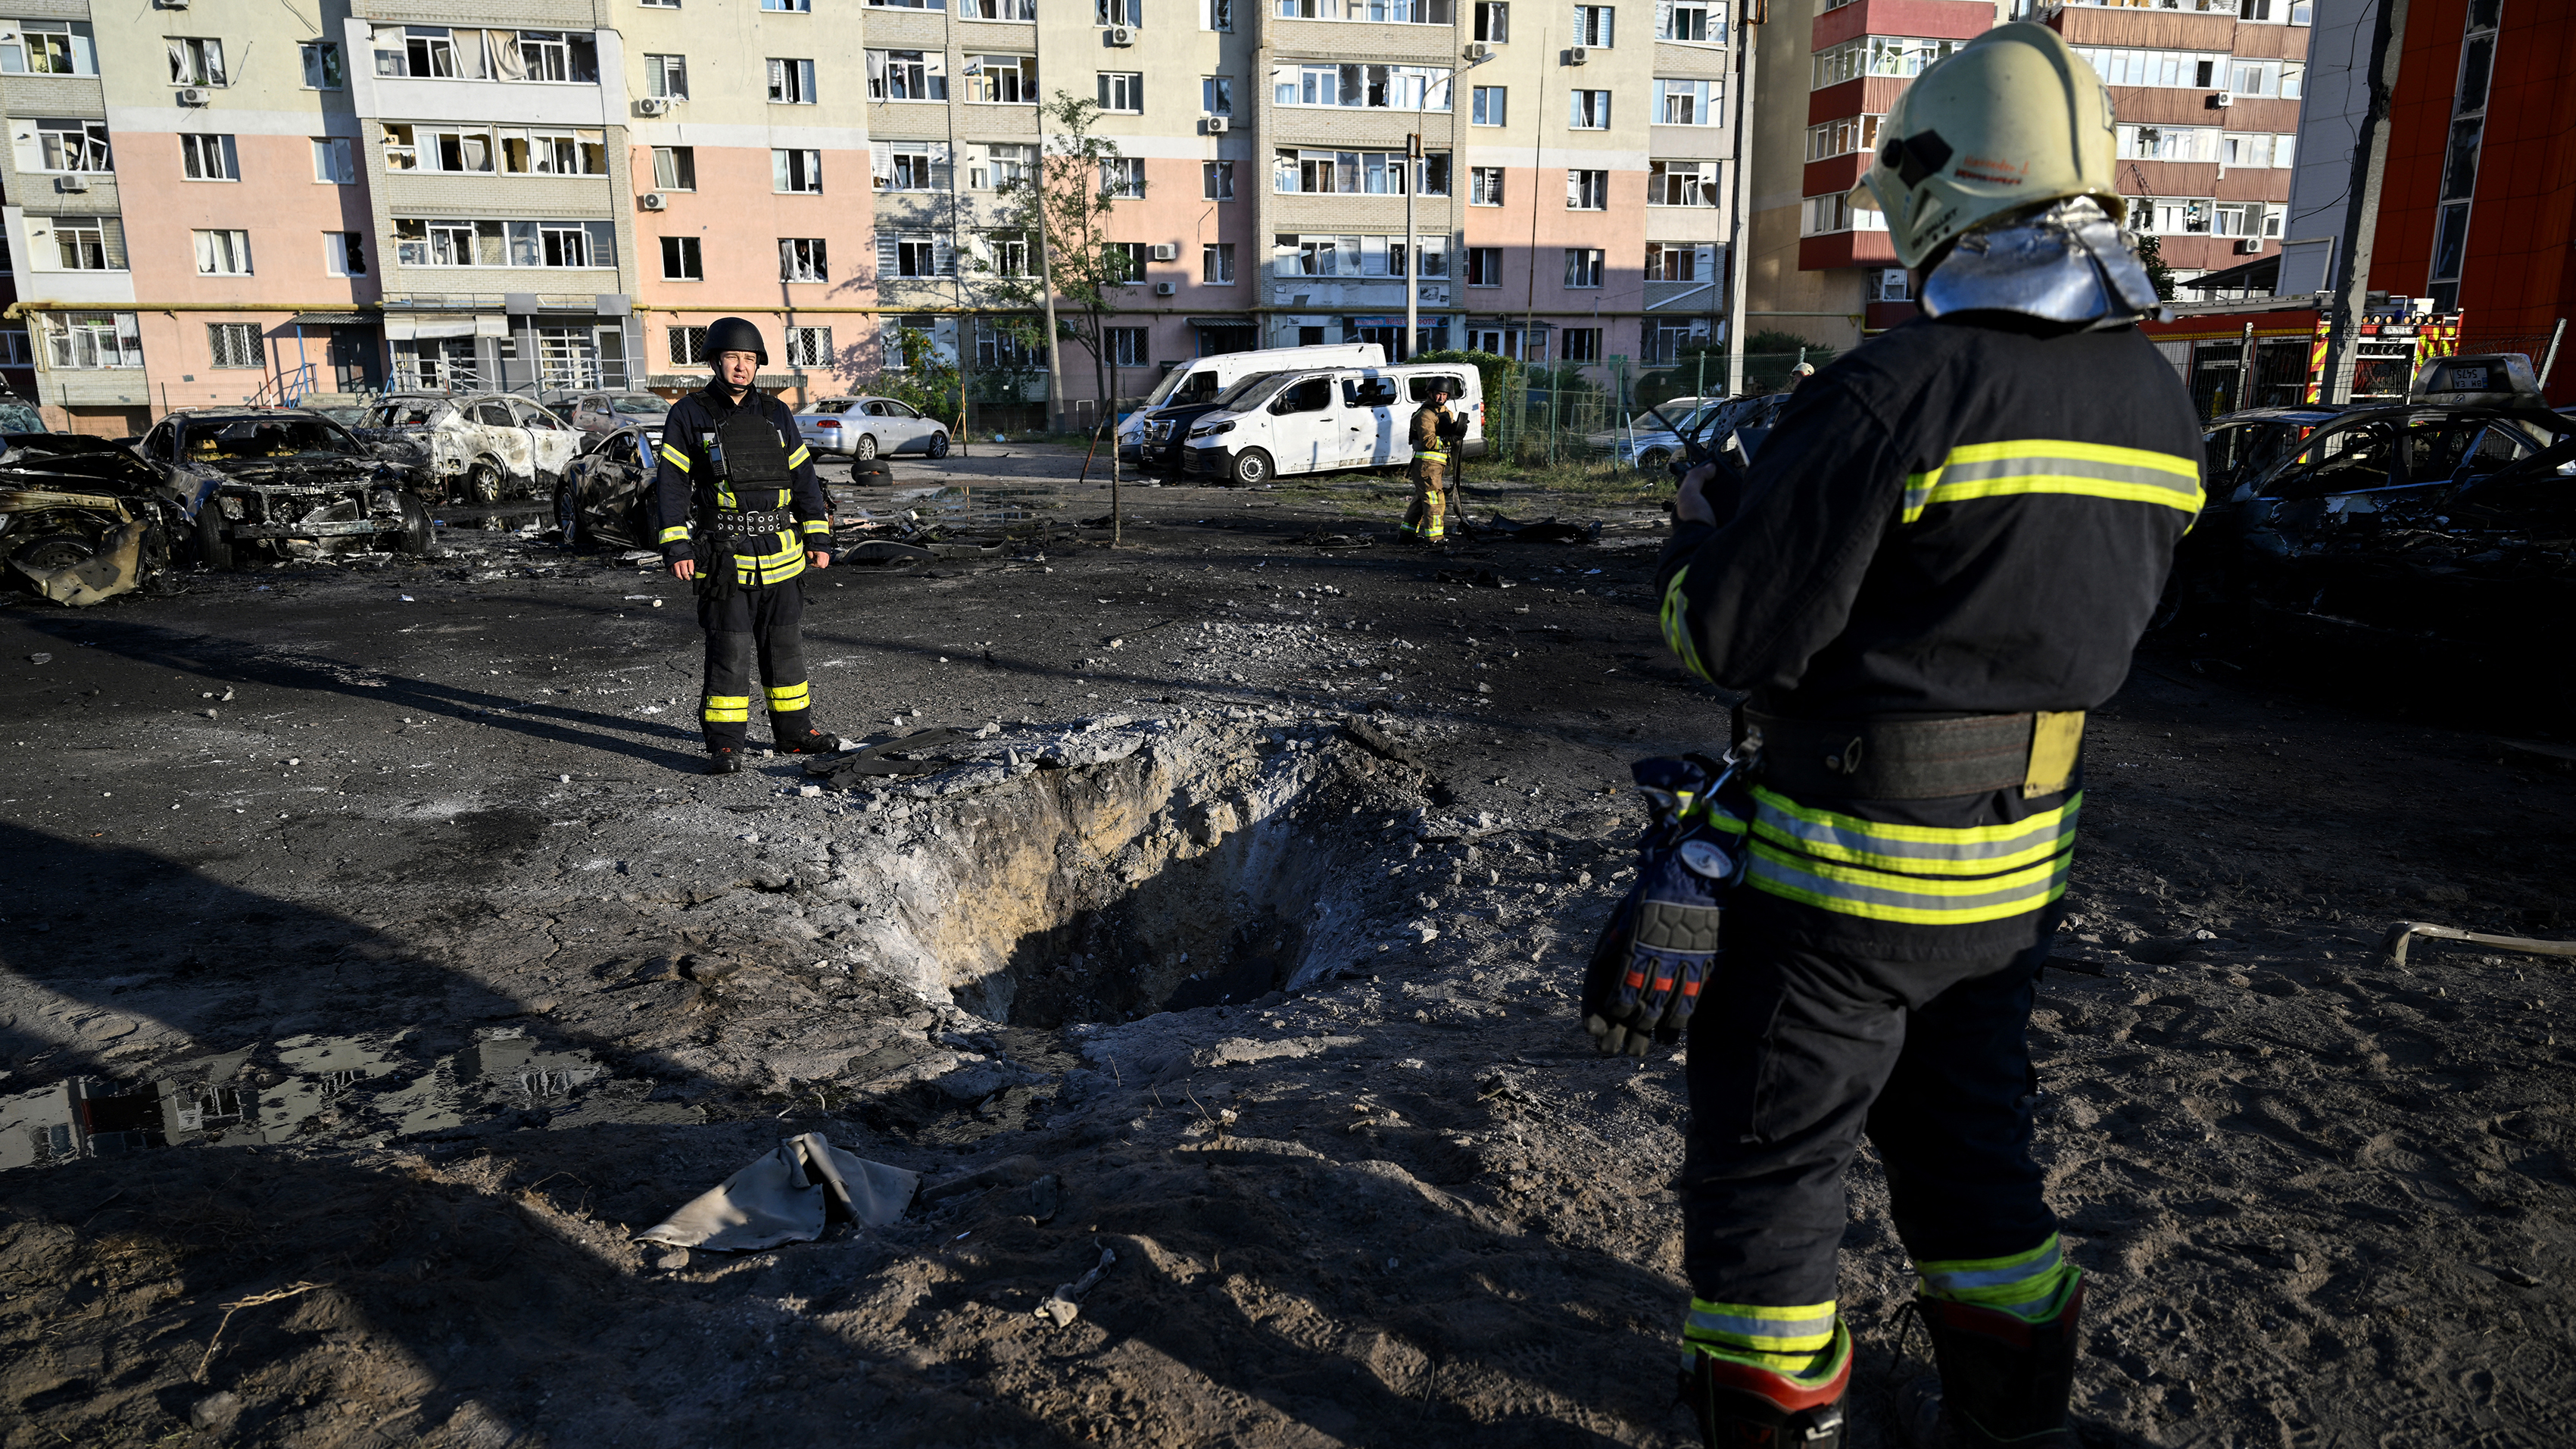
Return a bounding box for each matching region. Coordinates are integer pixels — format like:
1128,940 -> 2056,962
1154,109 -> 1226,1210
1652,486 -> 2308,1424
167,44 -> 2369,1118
1117,342 -> 1384,469
1177,364 -> 1486,486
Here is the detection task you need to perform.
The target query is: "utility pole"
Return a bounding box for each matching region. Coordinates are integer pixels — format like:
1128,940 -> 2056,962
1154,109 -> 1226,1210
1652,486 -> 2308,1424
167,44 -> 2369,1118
2321,0 -> 2410,406
1724,0 -> 1760,398
1405,130 -> 1421,362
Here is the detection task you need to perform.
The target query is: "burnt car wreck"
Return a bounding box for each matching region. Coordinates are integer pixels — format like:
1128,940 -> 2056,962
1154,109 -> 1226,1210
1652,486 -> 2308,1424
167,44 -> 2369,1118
1,408 -> 435,606
139,409 -> 433,572
2181,354 -> 2576,707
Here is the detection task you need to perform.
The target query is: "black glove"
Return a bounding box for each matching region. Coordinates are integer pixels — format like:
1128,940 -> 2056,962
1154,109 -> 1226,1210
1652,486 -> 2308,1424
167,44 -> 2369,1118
1582,755 -> 1745,1057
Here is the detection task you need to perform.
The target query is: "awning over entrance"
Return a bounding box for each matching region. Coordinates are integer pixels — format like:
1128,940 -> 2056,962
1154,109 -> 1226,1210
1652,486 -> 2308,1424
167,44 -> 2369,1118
384,314 -> 509,341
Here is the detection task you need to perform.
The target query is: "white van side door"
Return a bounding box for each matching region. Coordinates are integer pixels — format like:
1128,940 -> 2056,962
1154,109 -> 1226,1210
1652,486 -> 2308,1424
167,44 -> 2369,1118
1265,374 -> 1341,475
1342,373 -> 1403,466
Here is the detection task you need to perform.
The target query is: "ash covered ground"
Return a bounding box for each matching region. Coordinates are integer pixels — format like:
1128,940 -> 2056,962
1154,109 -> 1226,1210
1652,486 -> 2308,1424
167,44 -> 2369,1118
2,445 -> 2572,1448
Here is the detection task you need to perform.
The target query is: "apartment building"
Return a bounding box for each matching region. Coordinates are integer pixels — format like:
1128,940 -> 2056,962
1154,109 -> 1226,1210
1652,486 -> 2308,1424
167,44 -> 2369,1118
0,0 -> 1729,429
1748,0 -> 2313,352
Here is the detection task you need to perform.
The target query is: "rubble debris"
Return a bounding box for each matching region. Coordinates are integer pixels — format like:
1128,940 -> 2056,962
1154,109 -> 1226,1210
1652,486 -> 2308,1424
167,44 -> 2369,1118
845,540 -> 937,567
2383,920 -> 2576,968
1477,513 -> 1598,544
1289,529 -> 1374,548
1034,1246 -> 1118,1327
634,1132 -> 919,1252
1435,568 -> 1517,589
803,726 -> 971,785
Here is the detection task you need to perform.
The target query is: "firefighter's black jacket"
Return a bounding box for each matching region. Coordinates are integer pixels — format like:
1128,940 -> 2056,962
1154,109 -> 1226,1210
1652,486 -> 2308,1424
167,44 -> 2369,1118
1654,313 -> 2205,958
651,384 -> 830,583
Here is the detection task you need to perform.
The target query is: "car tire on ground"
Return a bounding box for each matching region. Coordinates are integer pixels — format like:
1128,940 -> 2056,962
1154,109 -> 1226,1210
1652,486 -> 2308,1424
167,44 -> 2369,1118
926,431 -> 950,459
385,490 -> 434,555
465,461 -> 504,505
193,506 -> 237,571
850,457 -> 893,486
853,433 -> 878,461
1638,448 -> 1671,473
6,532 -> 97,573
553,482 -> 588,552
1230,448 -> 1274,487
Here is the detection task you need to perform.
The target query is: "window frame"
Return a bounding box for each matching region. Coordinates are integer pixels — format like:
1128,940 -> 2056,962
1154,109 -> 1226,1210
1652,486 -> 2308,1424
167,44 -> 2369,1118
780,236 -> 830,283
1098,70 -> 1145,113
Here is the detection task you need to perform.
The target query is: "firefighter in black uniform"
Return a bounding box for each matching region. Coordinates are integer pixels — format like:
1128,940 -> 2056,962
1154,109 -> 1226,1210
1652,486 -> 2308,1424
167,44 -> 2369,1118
1604,27 -> 2204,1447
653,317 -> 842,774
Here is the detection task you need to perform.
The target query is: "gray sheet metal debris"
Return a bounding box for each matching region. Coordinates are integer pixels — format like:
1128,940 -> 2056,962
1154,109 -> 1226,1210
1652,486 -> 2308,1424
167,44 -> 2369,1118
1034,1245 -> 1117,1327
635,1131 -> 919,1252
804,726 -> 972,785
13,517 -> 148,606
2384,920 -> 2576,968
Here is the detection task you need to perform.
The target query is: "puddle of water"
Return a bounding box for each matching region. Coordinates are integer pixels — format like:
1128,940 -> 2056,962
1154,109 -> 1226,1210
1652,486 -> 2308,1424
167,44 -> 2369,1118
0,1027 -> 697,1172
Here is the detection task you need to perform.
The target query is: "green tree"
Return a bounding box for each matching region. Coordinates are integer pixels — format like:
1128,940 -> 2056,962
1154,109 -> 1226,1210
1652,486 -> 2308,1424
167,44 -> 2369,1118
983,92 -> 1143,436
873,323 -> 960,424
2132,232 -> 2178,302
1742,329 -> 1836,395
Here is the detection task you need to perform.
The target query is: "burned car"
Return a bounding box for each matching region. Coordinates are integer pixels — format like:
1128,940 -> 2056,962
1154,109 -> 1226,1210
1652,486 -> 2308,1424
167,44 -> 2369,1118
2177,353 -> 2576,704
552,423 -> 660,551
357,392 -> 582,504
0,433 -> 199,605
138,409 -> 432,570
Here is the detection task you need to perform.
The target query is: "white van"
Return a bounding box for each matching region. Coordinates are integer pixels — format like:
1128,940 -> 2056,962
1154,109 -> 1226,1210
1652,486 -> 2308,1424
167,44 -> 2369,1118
1177,363 -> 1486,486
1116,342 -> 1385,466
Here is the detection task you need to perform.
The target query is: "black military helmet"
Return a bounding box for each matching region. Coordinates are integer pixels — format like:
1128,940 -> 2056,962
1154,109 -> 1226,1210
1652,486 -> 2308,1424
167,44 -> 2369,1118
705,316 -> 767,366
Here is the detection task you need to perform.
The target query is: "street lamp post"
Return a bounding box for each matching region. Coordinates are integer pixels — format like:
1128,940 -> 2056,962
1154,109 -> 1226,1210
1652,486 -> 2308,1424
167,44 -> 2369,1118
1405,130 -> 1421,361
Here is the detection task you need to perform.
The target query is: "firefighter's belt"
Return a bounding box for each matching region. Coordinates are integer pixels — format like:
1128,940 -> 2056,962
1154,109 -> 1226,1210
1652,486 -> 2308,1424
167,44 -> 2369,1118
713,414 -> 792,483
1739,707 -> 2085,801
709,508 -> 792,544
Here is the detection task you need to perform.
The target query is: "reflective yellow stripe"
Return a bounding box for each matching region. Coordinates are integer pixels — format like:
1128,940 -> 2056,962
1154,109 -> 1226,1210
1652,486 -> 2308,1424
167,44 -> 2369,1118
1750,787 -> 2082,876
702,695 -> 750,723
787,444 -> 812,469
1747,839 -> 2072,925
1901,439 -> 2202,526
659,443 -> 691,473
799,519 -> 831,535
766,681 -> 811,711
1659,565 -> 1714,683
1683,1298 -> 1837,1356
1917,1235 -> 2080,1322
657,523 -> 689,545
716,487 -> 738,510
1417,451 -> 1449,461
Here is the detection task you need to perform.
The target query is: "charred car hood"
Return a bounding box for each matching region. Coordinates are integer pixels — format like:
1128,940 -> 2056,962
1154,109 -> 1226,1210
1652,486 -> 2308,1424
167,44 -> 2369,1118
0,433 -> 207,514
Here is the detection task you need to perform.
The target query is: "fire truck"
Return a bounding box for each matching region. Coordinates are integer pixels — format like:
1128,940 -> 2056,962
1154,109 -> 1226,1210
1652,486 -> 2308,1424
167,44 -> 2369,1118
2138,293 -> 2466,418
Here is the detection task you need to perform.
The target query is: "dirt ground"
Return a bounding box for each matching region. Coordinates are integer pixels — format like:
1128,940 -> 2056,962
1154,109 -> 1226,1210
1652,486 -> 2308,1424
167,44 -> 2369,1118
2,445 -> 2572,1448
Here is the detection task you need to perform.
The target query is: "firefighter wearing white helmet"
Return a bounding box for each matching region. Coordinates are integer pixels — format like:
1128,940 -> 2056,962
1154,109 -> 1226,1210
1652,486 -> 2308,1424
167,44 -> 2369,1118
1617,23 -> 2200,1447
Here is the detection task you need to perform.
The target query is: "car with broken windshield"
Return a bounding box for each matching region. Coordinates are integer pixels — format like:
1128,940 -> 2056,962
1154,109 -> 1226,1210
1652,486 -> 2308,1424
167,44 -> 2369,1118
552,423 -> 660,552
354,392 -> 582,504
2174,353 -> 2575,705
138,408 -> 432,570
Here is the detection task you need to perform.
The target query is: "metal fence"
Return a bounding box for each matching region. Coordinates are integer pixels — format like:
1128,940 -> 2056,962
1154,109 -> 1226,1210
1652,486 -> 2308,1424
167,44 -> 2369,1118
1478,351 -> 1820,473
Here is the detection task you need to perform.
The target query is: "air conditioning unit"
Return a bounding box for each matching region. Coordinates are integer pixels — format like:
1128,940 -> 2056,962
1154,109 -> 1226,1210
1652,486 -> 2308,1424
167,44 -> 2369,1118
54,173 -> 88,192
639,191 -> 669,211
176,86 -> 211,106
2235,237 -> 2266,255
1150,242 -> 1178,262
636,96 -> 674,117
1566,45 -> 1589,64
2210,89 -> 2234,108
1107,24 -> 1136,44
1203,116 -> 1230,135
1464,42 -> 1492,61
1155,281 -> 1177,296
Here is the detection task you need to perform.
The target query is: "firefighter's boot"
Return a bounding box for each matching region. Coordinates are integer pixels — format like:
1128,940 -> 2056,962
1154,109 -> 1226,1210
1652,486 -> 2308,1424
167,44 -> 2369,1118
1679,1321 -> 1850,1448
774,721 -> 844,756
705,747 -> 745,776
1895,1280 -> 2085,1448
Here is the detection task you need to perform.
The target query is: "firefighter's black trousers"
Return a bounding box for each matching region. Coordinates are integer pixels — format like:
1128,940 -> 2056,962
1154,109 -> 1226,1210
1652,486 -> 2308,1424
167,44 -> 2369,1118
1680,913 -> 2057,1310
696,578 -> 812,751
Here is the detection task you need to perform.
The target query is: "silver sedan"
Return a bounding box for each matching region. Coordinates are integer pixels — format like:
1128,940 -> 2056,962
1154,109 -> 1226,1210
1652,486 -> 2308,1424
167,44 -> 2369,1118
795,396 -> 950,461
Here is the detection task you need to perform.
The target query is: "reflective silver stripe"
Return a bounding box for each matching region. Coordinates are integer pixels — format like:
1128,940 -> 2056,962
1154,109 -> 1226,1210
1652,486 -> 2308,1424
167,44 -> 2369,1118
1685,1306 -> 1836,1347
1751,789 -> 2079,876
